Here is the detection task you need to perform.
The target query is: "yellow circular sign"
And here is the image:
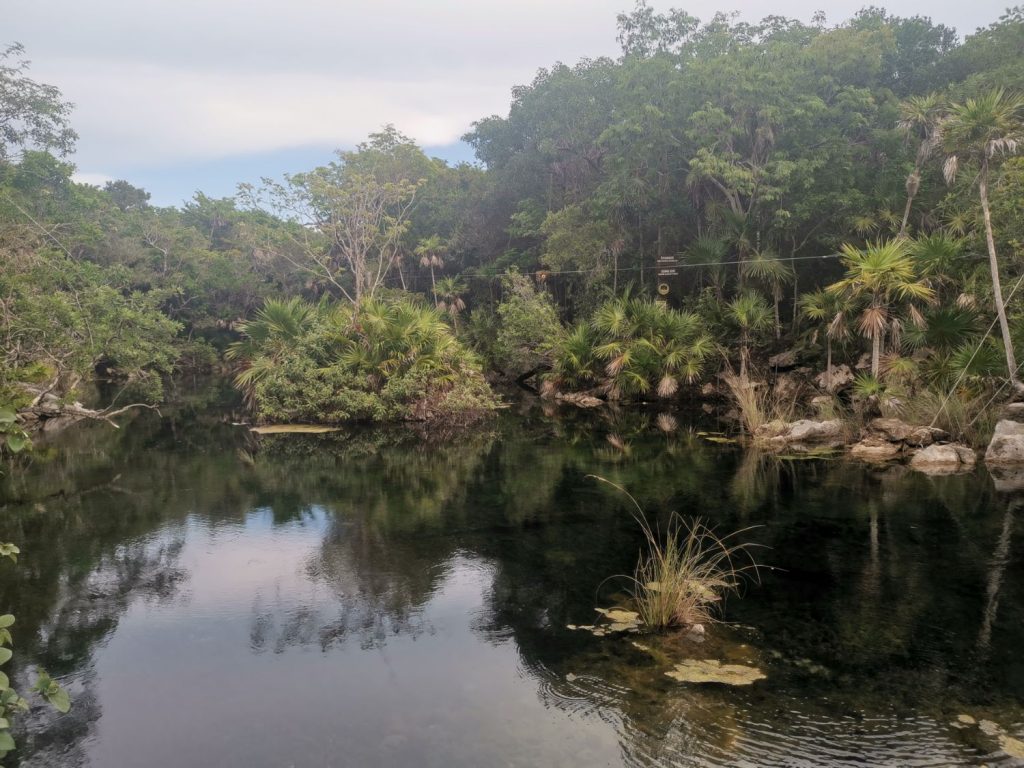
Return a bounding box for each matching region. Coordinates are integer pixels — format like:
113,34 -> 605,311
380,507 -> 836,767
657,282 -> 671,296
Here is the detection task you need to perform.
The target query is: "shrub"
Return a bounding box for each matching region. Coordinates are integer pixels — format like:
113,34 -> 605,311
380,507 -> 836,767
231,296 -> 498,424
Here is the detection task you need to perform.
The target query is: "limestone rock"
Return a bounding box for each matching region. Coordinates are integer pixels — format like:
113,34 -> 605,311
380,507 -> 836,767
868,418 -> 948,447
850,437 -> 901,461
988,466 -> 1024,493
910,443 -> 976,475
555,392 -> 603,408
815,364 -> 854,393
1002,402 -> 1024,423
768,349 -> 797,368
786,419 -> 843,442
985,420 -> 1024,465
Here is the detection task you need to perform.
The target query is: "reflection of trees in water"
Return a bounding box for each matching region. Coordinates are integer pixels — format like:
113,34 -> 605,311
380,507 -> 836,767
2,397 -> 1024,765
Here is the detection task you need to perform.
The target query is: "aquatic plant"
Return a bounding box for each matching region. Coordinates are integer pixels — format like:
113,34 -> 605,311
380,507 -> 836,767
593,476 -> 761,631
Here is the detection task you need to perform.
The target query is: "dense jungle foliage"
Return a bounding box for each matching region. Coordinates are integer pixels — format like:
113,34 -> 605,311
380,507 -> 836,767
2,5 -> 1024,434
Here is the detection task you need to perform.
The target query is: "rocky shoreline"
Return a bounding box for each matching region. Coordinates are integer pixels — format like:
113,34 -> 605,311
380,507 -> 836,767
750,407 -> 1024,480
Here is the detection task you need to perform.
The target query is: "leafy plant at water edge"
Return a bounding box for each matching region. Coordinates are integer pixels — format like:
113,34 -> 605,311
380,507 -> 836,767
0,544 -> 70,765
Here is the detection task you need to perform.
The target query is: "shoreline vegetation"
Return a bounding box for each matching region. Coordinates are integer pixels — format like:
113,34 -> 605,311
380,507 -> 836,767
3,6 -> 1024,473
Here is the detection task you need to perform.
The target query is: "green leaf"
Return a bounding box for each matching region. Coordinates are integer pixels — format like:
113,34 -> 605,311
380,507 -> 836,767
0,410 -> 15,425
0,616 -> 13,630
0,731 -> 14,752
4,435 -> 26,453
0,671 -> 8,690
0,649 -> 11,666
44,687 -> 70,713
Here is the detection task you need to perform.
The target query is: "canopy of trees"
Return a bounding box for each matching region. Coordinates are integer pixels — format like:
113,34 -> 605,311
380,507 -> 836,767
2,4 -> 1024,429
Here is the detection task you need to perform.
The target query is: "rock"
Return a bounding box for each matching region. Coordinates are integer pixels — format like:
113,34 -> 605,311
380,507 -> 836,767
909,443 -> 976,475
868,418 -> 948,447
754,420 -> 789,439
786,419 -> 843,442
665,659 -> 766,686
1003,403 -> 1024,423
1001,734 -> 1024,759
757,419 -> 846,452
985,420 -> 1024,465
957,714 -> 977,726
773,372 -> 805,402
989,465 -> 1024,492
768,349 -> 797,368
555,392 -> 603,408
855,353 -> 871,370
869,418 -> 915,442
815,364 -> 854,393
850,437 -> 901,461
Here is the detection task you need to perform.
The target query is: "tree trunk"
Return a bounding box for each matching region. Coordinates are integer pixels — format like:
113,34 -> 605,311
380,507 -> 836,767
825,337 -> 833,388
979,171 -> 1023,392
899,167 -> 920,237
871,332 -> 881,379
430,264 -> 437,306
773,286 -> 781,340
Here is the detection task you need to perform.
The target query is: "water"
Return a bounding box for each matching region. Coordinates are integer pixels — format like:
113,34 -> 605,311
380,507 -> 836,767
1,386 -> 1022,767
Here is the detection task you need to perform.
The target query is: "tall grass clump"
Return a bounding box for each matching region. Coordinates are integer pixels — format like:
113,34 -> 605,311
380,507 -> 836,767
592,477 -> 761,631
722,369 -> 797,434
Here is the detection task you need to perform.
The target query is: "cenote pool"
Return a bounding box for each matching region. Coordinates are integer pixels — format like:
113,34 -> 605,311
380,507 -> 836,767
1,386 -> 1022,767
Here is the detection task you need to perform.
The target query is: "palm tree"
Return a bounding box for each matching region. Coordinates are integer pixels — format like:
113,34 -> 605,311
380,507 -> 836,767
897,93 -> 946,236
433,277 -> 467,331
415,235 -> 446,303
800,289 -> 851,386
726,292 -> 773,379
743,249 -> 794,339
942,88 -> 1024,392
828,239 -> 934,378
684,235 -> 729,300
226,297 -> 320,400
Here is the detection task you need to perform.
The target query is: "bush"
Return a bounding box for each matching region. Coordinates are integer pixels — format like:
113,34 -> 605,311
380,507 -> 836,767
231,296 -> 498,425
492,271 -> 564,378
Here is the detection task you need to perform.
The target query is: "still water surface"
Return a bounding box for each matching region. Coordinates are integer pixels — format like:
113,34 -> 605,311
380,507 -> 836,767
1,388 -> 1022,766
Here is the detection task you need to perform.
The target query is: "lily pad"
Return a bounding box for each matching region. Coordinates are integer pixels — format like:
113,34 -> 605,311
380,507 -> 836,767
665,659 -> 765,686
595,608 -> 640,624
251,424 -> 341,435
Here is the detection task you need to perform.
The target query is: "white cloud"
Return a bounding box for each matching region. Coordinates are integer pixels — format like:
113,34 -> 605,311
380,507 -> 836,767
8,0 -> 1011,174
71,171 -> 113,187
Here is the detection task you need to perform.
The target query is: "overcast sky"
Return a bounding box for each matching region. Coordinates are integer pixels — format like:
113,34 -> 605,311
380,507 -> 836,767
9,0 -> 1010,206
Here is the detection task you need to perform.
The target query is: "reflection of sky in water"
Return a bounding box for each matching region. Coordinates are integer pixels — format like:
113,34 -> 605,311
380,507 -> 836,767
6,410 -> 1024,767
81,511 -> 624,768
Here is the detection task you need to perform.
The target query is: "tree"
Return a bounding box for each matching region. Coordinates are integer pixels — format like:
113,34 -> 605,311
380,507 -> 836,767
415,235 -> 446,301
238,132 -> 426,304
828,239 -> 933,378
433,276 -> 467,331
726,292 -> 774,378
942,88 -> 1024,391
0,43 -> 76,160
800,289 -> 851,384
896,93 -> 945,235
743,250 -> 794,339
103,179 -> 150,212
